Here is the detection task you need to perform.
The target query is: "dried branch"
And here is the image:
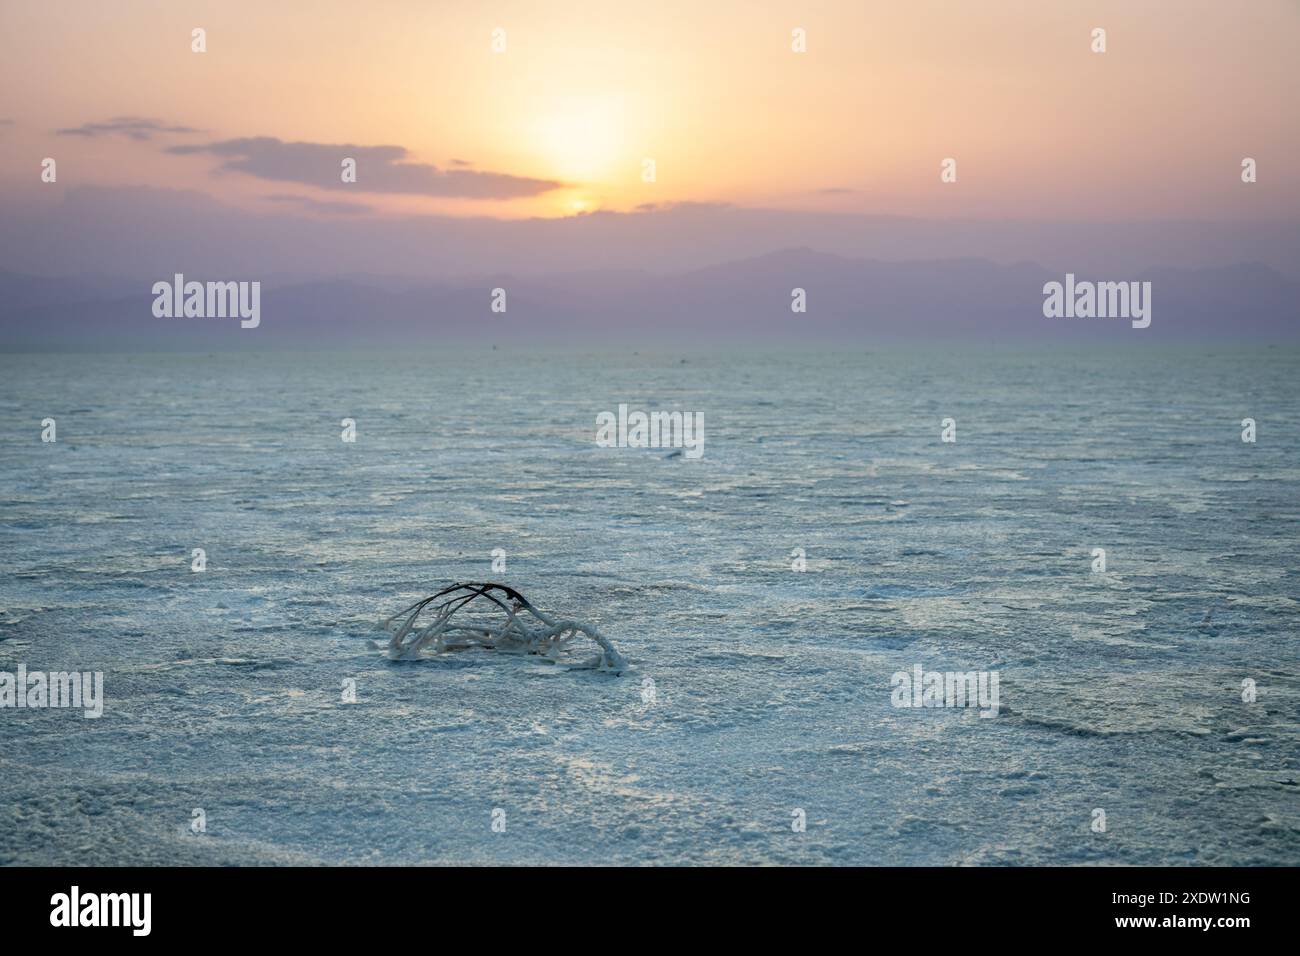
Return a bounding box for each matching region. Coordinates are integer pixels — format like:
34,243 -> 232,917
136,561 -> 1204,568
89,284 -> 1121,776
375,582 -> 627,674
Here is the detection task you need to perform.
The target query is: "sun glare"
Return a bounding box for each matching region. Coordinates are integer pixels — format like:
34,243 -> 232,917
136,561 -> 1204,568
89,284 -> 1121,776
532,94 -> 627,184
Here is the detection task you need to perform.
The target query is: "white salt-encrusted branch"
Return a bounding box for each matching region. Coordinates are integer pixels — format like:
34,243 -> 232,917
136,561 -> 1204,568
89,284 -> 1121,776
374,582 -> 627,674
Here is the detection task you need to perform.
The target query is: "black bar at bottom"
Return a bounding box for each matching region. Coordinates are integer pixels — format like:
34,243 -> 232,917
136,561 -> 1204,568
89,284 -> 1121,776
0,866 -> 1283,941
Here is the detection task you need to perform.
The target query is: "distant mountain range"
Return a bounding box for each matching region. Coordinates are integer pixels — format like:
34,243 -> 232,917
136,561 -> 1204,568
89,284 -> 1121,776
2,249 -> 1296,349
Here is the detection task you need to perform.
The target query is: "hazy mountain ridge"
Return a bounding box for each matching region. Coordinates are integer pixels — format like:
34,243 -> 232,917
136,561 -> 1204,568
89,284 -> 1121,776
2,250 -> 1296,349
5,187 -> 1300,281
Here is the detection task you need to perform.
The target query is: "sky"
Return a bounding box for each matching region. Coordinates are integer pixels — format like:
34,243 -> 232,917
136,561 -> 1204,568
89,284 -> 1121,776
1,0 -> 1297,224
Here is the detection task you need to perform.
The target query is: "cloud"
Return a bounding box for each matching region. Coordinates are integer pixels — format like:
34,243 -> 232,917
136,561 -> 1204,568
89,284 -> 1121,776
168,137 -> 560,199
816,187 -> 856,195
56,116 -> 199,140
262,193 -> 374,215
0,119 -> 14,126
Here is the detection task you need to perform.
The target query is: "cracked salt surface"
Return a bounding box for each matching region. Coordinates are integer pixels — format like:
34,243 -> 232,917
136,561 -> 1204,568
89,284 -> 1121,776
1,348 -> 1297,865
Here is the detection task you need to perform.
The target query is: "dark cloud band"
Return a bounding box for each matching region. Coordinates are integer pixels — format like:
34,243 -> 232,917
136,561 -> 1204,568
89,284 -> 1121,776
56,117 -> 199,140
169,136 -> 561,199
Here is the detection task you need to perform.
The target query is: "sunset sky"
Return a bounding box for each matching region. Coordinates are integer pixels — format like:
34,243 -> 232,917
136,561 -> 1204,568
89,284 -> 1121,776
2,0 -> 1297,222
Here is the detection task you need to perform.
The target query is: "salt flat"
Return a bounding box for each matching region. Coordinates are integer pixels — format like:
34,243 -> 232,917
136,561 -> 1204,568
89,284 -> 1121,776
1,347 -> 1296,865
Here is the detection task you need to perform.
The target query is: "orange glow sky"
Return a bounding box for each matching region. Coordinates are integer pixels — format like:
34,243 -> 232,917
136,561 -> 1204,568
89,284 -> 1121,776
1,0 -> 1296,220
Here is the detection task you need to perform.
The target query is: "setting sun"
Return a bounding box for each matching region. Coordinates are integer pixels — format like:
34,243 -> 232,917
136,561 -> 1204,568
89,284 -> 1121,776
530,94 -> 628,184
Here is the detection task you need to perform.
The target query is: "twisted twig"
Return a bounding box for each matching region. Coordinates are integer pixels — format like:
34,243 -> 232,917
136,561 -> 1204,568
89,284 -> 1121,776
375,582 -> 627,674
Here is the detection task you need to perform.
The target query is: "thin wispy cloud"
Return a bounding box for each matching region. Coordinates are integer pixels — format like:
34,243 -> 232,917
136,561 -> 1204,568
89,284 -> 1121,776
262,193 -> 374,215
56,116 -> 199,140
168,137 -> 561,199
